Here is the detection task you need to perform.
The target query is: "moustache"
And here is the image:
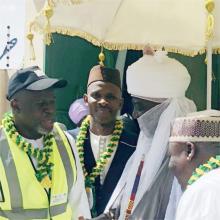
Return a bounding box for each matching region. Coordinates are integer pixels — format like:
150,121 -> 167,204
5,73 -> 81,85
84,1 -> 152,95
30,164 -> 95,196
97,106 -> 112,112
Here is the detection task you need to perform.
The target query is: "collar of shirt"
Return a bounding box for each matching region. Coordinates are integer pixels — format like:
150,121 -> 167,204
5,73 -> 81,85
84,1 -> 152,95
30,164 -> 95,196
89,131 -> 118,184
23,136 -> 44,168
89,131 -> 112,161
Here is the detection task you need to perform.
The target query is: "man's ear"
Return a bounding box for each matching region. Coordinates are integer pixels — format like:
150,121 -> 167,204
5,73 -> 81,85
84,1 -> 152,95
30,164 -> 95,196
10,99 -> 20,113
83,94 -> 88,105
186,142 -> 195,161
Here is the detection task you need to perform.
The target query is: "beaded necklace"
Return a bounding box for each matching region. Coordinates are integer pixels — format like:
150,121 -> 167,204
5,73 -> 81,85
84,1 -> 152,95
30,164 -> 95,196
188,155 -> 220,186
2,113 -> 54,189
76,115 -> 123,216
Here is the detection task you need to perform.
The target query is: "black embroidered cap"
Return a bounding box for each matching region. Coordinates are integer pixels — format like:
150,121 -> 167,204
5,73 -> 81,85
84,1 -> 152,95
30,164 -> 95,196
7,66 -> 67,100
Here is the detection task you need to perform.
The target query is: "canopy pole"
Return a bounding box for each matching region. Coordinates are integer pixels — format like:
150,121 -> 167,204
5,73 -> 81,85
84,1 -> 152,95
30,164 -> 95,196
0,69 -> 10,119
206,41 -> 212,109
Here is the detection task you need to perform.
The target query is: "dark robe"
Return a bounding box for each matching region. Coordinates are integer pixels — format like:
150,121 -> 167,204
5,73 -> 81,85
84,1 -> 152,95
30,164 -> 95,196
69,117 -> 139,215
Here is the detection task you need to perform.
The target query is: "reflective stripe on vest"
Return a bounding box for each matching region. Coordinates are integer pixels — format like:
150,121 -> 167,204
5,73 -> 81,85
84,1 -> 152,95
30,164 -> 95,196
50,202 -> 67,217
0,134 -> 22,210
53,123 -> 76,192
0,208 -> 48,219
0,203 -> 68,219
0,124 -> 76,219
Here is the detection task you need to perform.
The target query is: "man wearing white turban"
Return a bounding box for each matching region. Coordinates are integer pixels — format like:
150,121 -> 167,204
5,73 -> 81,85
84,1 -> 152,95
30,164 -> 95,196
101,48 -> 197,220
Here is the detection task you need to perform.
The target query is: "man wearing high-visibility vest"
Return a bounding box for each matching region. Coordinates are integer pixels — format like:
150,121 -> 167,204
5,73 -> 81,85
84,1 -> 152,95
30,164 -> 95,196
0,66 -> 91,220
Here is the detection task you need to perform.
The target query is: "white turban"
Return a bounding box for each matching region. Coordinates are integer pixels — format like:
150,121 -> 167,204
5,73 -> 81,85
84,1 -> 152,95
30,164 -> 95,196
126,51 -> 191,99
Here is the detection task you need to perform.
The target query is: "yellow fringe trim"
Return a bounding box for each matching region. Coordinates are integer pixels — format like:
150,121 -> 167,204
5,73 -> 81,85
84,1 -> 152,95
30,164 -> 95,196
30,21 -> 220,56
213,48 -> 220,54
29,0 -> 220,57
44,26 -> 210,56
51,0 -> 81,5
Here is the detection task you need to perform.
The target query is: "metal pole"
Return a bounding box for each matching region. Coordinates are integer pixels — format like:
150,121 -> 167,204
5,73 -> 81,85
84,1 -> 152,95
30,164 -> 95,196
0,69 -> 9,119
206,41 -> 212,109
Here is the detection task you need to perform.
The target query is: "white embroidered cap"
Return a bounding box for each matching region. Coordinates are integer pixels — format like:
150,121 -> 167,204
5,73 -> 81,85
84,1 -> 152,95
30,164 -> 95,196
169,110 -> 220,142
126,51 -> 191,99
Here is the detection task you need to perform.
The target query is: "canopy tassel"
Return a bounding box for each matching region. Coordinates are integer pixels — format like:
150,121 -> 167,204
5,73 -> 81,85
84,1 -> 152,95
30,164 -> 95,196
26,24 -> 36,61
43,0 -> 54,45
205,0 -> 215,41
98,47 -> 105,66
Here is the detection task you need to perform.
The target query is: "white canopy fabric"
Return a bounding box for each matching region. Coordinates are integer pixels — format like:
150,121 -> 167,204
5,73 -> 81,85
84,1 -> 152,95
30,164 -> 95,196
33,0 -> 46,12
30,0 -> 220,108
31,0 -> 220,56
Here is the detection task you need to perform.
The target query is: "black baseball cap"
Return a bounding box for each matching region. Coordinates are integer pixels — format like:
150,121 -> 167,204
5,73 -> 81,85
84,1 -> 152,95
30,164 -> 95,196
7,66 -> 67,100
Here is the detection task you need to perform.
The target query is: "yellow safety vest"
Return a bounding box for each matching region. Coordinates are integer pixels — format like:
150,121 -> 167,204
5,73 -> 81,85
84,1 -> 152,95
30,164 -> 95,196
0,123 -> 77,220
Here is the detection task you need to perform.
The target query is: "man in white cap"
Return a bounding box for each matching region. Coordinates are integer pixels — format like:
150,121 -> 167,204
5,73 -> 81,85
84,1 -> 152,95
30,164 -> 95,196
169,110 -> 220,220
99,48 -> 196,220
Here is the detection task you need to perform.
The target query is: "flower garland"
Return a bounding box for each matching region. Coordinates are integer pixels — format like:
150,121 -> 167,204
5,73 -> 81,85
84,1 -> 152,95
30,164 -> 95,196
2,113 -> 54,189
188,155 -> 220,186
76,115 -> 123,216
76,115 -> 123,183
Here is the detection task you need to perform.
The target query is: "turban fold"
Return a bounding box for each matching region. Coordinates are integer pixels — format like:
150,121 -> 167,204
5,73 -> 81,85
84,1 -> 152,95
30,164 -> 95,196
126,51 -> 190,99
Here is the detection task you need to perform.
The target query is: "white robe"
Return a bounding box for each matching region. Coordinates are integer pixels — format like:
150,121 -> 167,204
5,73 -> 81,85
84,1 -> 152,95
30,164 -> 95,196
176,168 -> 220,220
65,132 -> 91,219
105,97 -> 196,220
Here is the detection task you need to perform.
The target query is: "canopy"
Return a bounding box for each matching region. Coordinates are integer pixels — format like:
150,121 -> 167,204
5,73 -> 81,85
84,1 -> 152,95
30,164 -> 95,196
31,0 -> 220,56
30,0 -> 220,109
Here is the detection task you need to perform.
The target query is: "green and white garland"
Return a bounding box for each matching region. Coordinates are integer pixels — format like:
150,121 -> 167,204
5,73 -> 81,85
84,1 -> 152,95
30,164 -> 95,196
76,115 -> 123,216
188,155 -> 220,186
76,115 -> 123,183
2,113 -> 54,189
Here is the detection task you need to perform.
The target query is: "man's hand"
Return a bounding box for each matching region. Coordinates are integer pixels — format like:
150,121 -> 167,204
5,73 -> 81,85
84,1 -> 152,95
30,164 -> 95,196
82,213 -> 113,220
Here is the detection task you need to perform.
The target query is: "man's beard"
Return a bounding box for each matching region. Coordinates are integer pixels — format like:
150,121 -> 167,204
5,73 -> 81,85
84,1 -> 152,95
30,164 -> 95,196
36,125 -> 53,136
